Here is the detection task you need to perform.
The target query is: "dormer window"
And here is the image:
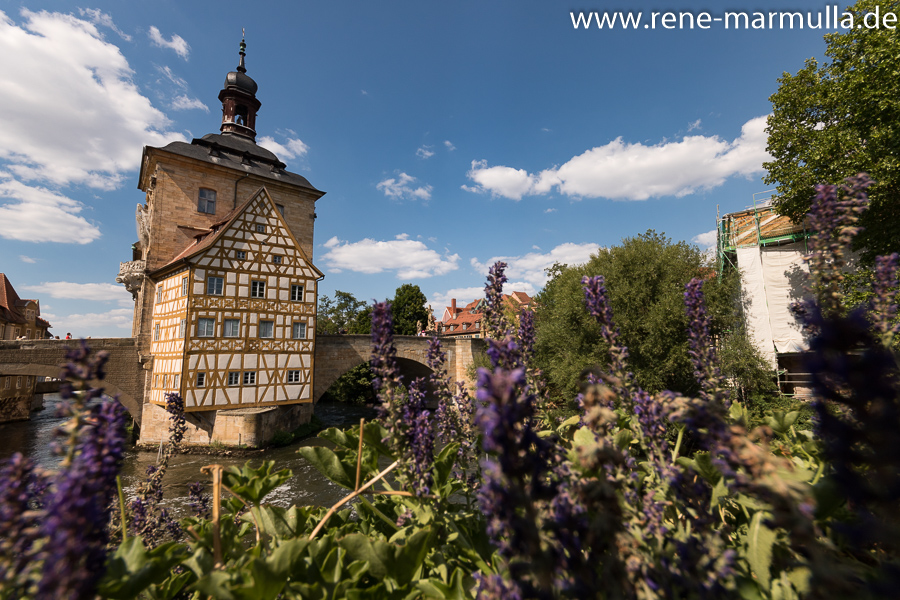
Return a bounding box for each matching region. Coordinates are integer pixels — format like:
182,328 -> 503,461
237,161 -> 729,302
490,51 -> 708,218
198,188 -> 216,214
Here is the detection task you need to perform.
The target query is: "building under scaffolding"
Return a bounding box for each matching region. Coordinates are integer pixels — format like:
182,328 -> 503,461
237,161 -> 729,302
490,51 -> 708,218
716,194 -> 812,396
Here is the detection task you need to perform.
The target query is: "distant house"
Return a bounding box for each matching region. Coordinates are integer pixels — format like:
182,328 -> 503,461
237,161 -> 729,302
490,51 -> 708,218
439,292 -> 533,339
0,274 -> 52,422
0,274 -> 52,341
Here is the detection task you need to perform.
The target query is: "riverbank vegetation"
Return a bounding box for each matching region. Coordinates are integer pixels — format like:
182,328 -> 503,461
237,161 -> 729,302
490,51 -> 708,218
1,176 -> 898,599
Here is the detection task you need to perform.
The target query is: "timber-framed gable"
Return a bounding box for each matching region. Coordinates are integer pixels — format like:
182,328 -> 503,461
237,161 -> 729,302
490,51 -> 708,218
148,186 -> 322,412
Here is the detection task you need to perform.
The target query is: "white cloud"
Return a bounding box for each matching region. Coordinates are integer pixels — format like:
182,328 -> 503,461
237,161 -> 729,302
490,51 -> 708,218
693,229 -> 717,248
376,173 -> 432,201
157,65 -> 188,89
464,116 -> 770,201
687,118 -> 702,132
0,10 -> 183,191
21,281 -> 133,306
471,242 -> 601,289
0,175 -> 101,243
361,89 -> 368,96
443,140 -> 455,151
78,8 -> 131,41
258,136 -> 309,161
171,95 -> 209,112
148,25 -> 189,59
544,208 -> 557,213
321,235 -> 459,279
19,255 -> 37,263
416,145 -> 434,159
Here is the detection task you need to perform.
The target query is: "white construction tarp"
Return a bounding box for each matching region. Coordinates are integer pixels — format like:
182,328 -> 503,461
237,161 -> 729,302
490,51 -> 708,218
737,246 -> 777,368
760,244 -> 808,354
736,243 -> 809,369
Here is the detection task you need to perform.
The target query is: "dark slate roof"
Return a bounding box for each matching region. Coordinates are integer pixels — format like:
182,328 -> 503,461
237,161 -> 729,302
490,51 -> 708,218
151,133 -> 321,193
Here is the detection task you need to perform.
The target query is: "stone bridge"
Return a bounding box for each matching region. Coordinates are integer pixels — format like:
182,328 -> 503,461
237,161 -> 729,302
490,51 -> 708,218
0,335 -> 484,423
313,334 -> 484,401
0,338 -> 147,421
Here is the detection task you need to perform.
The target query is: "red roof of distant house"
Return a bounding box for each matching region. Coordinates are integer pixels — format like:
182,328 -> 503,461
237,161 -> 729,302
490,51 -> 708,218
0,274 -> 51,330
439,291 -> 533,337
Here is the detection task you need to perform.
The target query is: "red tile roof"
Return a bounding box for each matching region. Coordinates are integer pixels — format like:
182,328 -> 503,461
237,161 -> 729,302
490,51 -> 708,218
0,274 -> 51,330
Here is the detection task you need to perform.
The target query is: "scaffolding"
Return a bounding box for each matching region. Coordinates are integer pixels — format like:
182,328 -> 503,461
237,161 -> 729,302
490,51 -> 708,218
716,191 -> 809,277
715,192 -> 813,397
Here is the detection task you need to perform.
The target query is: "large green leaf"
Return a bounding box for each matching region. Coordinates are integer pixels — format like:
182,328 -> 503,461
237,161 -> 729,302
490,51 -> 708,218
98,537 -> 187,599
339,528 -> 433,586
297,445 -> 356,489
747,511 -> 776,591
223,461 -> 292,505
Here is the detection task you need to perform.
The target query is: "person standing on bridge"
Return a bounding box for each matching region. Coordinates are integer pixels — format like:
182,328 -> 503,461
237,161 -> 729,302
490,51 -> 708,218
65,332 -> 72,339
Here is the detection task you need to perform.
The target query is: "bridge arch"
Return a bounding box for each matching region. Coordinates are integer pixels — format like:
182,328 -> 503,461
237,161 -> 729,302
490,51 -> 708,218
312,335 -> 484,403
0,339 -> 146,419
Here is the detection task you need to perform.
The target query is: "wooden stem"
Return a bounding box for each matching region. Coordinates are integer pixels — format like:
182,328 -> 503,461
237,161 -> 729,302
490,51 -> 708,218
309,460 -> 399,540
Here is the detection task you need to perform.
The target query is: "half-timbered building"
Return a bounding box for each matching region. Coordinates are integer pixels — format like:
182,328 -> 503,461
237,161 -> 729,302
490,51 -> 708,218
118,39 -> 326,445
148,187 -> 322,412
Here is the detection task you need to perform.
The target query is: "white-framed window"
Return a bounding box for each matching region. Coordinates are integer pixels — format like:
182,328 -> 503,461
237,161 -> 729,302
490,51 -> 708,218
223,319 -> 240,337
26,376 -> 32,386
236,250 -> 246,259
243,371 -> 256,385
255,223 -> 265,233
16,376 -> 22,389
292,322 -> 306,339
25,309 -> 34,321
156,286 -> 163,303
197,318 -> 215,337
178,319 -> 186,338
173,374 -> 179,388
207,276 -> 224,296
153,323 -> 160,341
272,255 -> 282,264
181,277 -> 189,296
291,284 -> 304,301
287,370 -> 301,383
259,320 -> 274,338
250,280 -> 265,298
3,377 -> 9,390
198,188 -> 216,214
25,330 -> 31,339
197,372 -> 206,387
227,371 -> 240,386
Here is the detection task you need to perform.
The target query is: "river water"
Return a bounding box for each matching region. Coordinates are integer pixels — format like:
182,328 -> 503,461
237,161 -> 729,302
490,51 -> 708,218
0,395 -> 378,514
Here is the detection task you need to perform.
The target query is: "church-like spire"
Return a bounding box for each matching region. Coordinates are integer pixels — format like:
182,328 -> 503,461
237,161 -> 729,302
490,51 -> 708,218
219,32 -> 261,141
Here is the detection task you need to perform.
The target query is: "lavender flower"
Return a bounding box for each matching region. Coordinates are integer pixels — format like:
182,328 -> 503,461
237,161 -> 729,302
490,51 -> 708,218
188,482 -> 211,519
37,399 -> 128,599
870,252 -> 899,344
128,392 -> 186,545
582,275 -> 633,401
0,453 -> 47,592
684,278 -> 730,405
428,335 -> 477,468
402,378 -> 434,496
482,262 -> 510,340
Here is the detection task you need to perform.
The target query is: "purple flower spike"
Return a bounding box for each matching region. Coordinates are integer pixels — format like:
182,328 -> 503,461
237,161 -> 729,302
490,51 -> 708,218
582,275 -> 633,397
483,262 -> 510,339
684,278 -> 729,404
37,399 -> 128,598
871,252 -> 899,343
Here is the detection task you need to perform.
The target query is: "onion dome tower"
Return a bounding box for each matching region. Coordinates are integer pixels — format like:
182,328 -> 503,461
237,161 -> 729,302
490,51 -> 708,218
219,35 -> 261,141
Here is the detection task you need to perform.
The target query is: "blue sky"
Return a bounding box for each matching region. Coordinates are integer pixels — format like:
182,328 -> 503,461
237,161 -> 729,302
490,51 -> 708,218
0,1 -> 831,337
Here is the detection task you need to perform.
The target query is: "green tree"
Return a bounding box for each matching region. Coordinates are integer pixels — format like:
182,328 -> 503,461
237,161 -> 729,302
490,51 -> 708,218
320,363 -> 376,404
391,283 -> 428,336
765,0 -> 900,261
317,290 -> 370,334
533,230 -> 766,400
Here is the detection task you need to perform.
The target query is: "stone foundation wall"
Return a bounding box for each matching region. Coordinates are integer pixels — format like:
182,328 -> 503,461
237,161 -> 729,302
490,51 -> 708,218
139,401 -> 314,447
0,395 -> 31,422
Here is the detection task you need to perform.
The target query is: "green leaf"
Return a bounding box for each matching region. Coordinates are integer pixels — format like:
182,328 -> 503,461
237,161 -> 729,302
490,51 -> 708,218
416,567 -> 472,599
432,442 -> 459,490
297,445 -> 356,489
97,537 -> 186,599
339,528 -> 433,586
614,429 -> 633,450
222,461 -> 292,505
251,504 -> 312,539
747,511 -> 776,591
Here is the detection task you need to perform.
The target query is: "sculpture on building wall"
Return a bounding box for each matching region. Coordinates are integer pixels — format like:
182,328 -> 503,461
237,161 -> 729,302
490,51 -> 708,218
136,204 -> 151,249
426,306 -> 436,332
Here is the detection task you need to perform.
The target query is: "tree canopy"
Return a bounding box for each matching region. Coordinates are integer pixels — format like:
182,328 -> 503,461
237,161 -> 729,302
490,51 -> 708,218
317,290 -> 371,334
533,230 -> 757,400
390,283 -> 429,336
765,0 -> 900,261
